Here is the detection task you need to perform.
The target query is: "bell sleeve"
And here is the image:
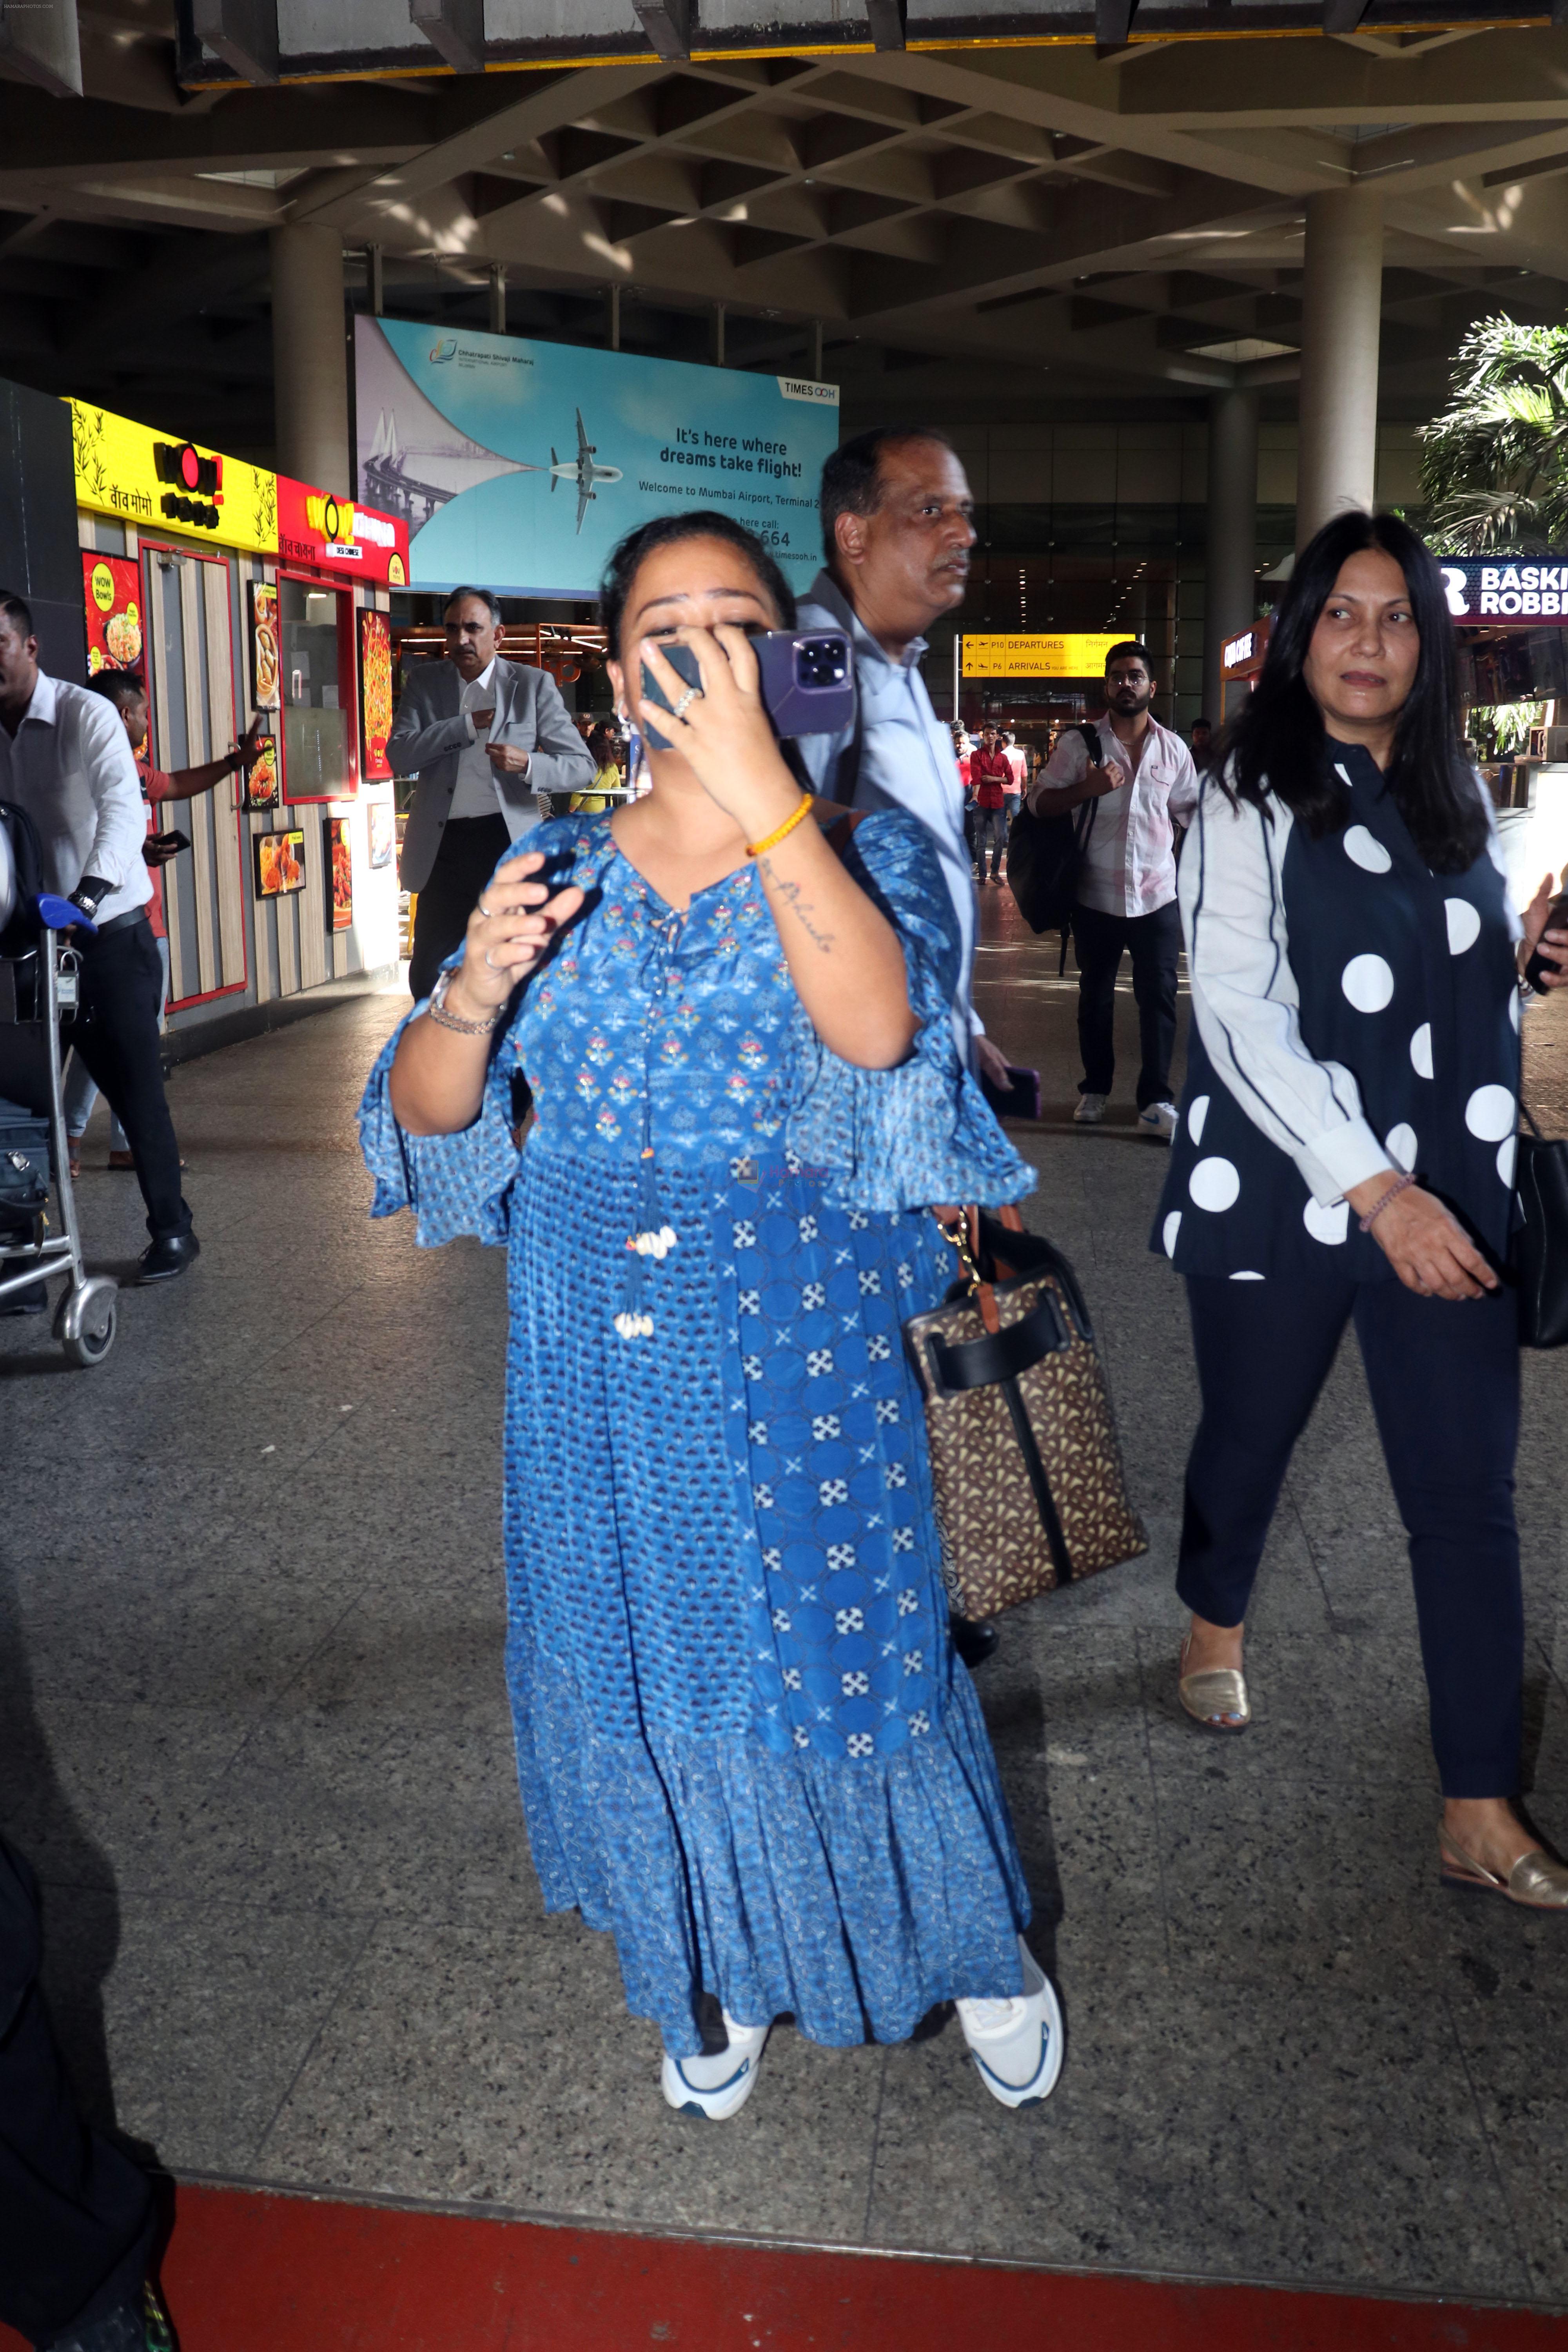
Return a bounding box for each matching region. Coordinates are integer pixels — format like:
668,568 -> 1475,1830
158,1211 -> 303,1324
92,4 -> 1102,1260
358,1008 -> 521,1247
786,811 -> 1035,1213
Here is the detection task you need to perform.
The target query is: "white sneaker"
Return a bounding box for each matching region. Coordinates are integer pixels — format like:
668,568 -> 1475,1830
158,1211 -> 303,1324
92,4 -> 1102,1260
1073,1093 -> 1107,1125
660,2010 -> 770,2121
1137,1101 -> 1179,1140
956,1939 -> 1064,2110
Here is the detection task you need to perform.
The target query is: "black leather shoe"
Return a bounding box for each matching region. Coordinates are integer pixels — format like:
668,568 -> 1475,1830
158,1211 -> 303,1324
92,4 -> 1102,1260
136,1232 -> 200,1284
951,1611 -> 1000,1669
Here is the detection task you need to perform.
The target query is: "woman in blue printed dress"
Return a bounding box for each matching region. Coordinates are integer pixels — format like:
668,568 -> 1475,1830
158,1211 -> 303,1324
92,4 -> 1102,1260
360,512 -> 1062,2115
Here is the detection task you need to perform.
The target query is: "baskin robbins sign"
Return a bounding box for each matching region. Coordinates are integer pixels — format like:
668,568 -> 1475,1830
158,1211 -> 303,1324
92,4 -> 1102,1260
1440,559 -> 1568,622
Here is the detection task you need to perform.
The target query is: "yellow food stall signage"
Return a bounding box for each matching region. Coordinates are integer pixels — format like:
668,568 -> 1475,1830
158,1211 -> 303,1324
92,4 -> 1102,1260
69,398 -> 278,558
962,633 -> 1126,679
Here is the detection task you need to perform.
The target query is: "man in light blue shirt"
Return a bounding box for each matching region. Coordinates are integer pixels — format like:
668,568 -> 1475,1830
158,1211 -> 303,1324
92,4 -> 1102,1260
793,429 -> 1012,1092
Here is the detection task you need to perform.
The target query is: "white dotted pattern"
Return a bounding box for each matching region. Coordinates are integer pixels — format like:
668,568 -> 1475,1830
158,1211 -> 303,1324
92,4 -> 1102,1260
1465,1083 -> 1515,1142
1343,824 -> 1392,874
1410,1022 -> 1433,1079
1510,986 -> 1522,1034
1229,1270 -> 1265,1281
1497,1134 -> 1517,1188
1341,953 -> 1395,1013
1189,1157 -> 1241,1212
1445,898 -> 1481,955
1385,1123 -> 1417,1173
1303,1196 -> 1349,1246
1163,1210 -> 1181,1258
1187,1094 -> 1210,1147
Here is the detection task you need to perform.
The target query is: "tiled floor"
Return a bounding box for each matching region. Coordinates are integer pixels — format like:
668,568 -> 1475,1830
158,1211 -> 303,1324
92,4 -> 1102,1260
4,886 -> 1567,2307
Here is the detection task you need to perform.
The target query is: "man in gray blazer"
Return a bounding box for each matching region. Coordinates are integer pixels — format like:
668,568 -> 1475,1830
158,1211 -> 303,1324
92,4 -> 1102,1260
392,586 -> 593,998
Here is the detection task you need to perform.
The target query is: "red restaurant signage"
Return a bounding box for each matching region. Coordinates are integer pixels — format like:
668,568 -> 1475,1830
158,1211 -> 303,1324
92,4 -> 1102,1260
274,475 -> 409,586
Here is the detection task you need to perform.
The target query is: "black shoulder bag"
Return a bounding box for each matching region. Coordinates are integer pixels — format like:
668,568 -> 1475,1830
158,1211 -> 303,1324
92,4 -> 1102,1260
1516,1100 -> 1568,1346
1005,724 -> 1101,950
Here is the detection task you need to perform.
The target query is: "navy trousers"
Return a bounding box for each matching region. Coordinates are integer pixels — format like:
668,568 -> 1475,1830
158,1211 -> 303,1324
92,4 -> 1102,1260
1176,1272 -> 1523,1797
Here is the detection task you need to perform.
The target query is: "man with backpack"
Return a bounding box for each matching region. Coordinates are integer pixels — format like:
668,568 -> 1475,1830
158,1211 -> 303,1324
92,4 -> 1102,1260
1029,640 -> 1199,1139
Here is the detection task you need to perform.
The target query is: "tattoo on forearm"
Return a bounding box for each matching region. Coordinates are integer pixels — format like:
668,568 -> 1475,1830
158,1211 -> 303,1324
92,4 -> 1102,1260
757,855 -> 835,953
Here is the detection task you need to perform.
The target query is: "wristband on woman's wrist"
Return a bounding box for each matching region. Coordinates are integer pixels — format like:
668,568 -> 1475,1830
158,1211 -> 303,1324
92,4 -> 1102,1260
1358,1170 -> 1417,1234
747,791 -> 813,859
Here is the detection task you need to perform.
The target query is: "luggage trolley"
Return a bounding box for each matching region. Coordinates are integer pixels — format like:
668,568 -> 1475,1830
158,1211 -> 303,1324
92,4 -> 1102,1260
0,801 -> 119,1367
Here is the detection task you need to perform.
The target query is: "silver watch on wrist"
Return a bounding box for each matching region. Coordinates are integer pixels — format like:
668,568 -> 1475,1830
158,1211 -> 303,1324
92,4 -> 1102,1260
427,964 -> 508,1034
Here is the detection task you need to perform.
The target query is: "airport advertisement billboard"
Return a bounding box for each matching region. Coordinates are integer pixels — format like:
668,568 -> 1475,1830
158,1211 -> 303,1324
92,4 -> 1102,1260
354,318 -> 840,602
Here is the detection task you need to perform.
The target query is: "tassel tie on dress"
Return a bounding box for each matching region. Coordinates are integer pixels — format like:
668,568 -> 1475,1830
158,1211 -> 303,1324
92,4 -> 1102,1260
614,909 -> 681,1341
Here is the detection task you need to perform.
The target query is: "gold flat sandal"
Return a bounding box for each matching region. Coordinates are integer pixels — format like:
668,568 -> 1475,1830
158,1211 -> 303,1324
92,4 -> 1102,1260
1178,1634 -> 1250,1733
1438,1827 -> 1568,1909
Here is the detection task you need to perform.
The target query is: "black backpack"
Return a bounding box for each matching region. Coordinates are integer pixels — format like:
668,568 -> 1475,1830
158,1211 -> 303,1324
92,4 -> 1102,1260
0,797 -> 46,962
1005,726 -> 1102,942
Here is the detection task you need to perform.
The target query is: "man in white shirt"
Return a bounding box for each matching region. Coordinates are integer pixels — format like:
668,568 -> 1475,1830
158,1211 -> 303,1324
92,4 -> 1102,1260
0,591 -> 197,1287
1030,639 -> 1199,1139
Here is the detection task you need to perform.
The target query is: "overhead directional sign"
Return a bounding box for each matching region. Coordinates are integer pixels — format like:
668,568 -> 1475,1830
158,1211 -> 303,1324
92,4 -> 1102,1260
962,633 -> 1125,679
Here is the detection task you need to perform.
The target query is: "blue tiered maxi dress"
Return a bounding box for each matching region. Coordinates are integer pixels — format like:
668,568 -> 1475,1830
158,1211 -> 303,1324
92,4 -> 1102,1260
359,809 -> 1036,2058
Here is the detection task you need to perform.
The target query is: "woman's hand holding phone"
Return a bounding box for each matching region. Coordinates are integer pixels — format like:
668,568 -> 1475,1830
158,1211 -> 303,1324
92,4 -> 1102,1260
451,849 -> 585,1014
634,627 -> 801,844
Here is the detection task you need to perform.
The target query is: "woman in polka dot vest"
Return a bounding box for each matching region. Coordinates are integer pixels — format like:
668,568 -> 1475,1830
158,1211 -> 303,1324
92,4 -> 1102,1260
1155,509 -> 1568,1908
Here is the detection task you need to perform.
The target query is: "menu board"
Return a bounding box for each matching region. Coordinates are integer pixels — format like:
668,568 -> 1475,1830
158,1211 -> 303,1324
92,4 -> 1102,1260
250,580 -> 280,710
254,828 -> 304,897
324,816 -> 352,931
359,609 -> 392,781
242,733 -> 279,811
82,552 -> 144,677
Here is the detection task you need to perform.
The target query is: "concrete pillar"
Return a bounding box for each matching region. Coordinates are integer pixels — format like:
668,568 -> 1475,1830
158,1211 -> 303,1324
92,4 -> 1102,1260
1295,185 -> 1382,548
1203,386 -> 1259,729
270,223 -> 349,492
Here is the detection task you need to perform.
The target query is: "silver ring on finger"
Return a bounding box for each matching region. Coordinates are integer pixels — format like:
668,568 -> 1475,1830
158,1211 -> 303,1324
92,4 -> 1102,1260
477,896 -> 493,919
671,687 -> 700,720
483,947 -> 503,971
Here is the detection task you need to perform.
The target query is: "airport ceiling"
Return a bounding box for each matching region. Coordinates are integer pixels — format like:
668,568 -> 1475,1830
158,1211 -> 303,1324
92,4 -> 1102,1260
8,2 -> 1568,457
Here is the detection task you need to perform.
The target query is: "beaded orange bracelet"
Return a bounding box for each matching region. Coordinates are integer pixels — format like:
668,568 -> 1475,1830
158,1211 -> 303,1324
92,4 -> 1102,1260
747,791 -> 813,859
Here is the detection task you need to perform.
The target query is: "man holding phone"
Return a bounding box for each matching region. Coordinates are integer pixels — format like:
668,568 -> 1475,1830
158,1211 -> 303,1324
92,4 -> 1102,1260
70,671 -> 261,1176
390,586 -> 593,1000
1029,640 -> 1199,1137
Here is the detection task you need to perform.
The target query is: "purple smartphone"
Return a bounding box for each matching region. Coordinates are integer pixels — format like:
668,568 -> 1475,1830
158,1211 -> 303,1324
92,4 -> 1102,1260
640,631 -> 854,749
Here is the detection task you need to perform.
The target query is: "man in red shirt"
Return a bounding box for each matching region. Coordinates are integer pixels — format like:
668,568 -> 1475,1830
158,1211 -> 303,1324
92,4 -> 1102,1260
66,671 -> 260,1171
969,724 -> 1012,884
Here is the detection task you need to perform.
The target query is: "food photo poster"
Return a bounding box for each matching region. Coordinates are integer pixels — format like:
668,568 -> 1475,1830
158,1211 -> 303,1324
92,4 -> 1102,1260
82,553 -> 143,676
243,731 -> 279,811
250,581 -> 280,711
360,609 -> 393,781
254,828 -> 305,898
325,815 -> 353,932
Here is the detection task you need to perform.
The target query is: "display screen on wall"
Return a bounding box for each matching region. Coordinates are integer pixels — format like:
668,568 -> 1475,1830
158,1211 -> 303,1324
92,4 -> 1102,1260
242,733 -> 279,811
324,816 -> 352,931
354,316 -> 839,600
82,552 -> 144,677
367,801 -> 395,871
255,828 -> 304,897
360,610 -> 393,781
250,581 -> 280,710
